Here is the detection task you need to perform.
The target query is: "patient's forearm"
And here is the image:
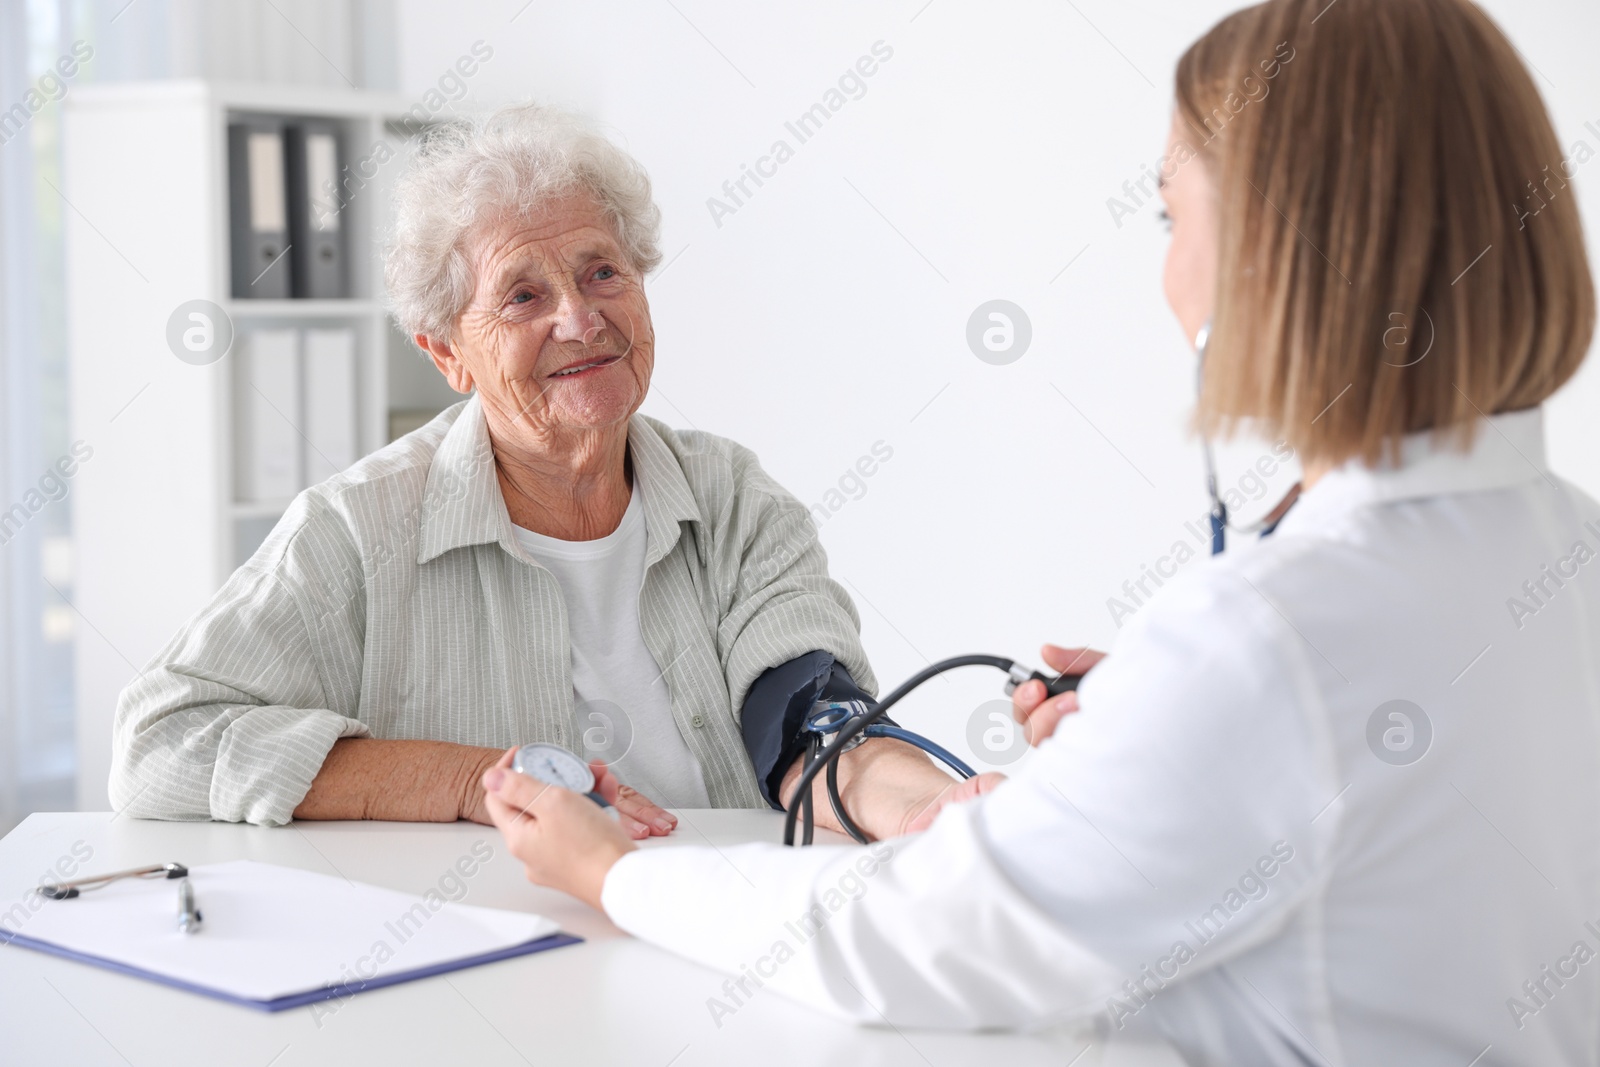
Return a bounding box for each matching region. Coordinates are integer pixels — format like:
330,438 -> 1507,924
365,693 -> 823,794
779,737 -> 957,841
293,738 -> 503,822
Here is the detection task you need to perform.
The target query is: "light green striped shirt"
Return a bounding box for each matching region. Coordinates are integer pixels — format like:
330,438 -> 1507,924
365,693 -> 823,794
109,396 -> 875,825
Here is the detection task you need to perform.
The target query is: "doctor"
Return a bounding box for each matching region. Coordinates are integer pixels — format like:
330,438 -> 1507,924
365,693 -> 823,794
480,0 -> 1600,1062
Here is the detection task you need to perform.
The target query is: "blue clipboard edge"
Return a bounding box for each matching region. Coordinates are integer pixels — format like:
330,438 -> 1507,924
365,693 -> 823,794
0,928 -> 584,1012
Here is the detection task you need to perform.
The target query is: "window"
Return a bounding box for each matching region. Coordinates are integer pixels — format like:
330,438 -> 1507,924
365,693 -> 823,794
1,0 -> 79,835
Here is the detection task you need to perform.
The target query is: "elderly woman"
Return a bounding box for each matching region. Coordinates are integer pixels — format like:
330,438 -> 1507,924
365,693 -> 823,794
110,105 -> 978,837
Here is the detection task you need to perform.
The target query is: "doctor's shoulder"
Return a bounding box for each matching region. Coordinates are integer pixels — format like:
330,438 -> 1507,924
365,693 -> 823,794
1106,524 -> 1316,635
1097,528 -> 1360,702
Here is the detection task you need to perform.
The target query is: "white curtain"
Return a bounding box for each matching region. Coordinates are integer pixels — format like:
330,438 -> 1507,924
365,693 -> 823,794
0,0 -> 44,834
0,0 -> 395,834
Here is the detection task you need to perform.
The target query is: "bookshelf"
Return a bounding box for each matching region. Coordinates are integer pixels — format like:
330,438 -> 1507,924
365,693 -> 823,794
63,81 -> 459,808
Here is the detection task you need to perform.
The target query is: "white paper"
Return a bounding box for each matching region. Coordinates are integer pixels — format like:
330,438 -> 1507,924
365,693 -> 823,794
14,860 -> 561,1003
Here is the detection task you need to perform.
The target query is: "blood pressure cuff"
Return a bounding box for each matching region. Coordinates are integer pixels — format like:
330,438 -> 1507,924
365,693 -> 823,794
739,650 -> 887,810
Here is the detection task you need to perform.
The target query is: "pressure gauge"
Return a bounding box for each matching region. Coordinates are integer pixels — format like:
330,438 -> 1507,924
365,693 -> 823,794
511,743 -> 611,807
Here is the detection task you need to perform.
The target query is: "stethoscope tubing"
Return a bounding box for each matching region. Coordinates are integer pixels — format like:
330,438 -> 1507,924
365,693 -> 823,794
1194,320 -> 1300,555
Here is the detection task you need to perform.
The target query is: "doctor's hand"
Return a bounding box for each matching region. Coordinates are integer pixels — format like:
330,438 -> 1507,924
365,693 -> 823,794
481,751 -> 637,913
1011,644 -> 1106,745
461,753 -> 674,839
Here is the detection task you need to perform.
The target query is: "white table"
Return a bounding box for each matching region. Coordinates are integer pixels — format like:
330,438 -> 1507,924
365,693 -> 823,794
1,811 -> 1183,1066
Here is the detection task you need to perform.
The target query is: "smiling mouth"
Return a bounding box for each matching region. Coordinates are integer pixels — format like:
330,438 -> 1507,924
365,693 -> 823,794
549,354 -> 623,379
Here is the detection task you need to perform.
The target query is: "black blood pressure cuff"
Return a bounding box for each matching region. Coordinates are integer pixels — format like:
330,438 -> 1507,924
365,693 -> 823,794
740,651 -> 886,810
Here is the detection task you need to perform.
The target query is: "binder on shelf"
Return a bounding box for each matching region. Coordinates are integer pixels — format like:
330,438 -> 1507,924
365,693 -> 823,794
303,327 -> 359,478
285,122 -> 348,299
227,121 -> 292,299
236,329 -> 303,503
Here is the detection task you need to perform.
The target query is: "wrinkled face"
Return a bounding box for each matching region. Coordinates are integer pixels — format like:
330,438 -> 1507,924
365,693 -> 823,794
428,194 -> 654,442
1159,112 -> 1219,349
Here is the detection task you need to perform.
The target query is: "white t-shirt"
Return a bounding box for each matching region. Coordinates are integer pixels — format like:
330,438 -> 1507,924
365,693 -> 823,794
512,487 -> 711,808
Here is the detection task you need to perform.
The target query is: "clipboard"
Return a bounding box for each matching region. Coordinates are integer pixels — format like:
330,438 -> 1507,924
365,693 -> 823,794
1,859 -> 580,1012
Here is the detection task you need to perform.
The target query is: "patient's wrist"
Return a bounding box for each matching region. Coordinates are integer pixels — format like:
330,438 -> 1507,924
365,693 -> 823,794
295,738 -> 510,823
456,746 -> 508,822
782,737 -> 951,841
841,739 -> 954,840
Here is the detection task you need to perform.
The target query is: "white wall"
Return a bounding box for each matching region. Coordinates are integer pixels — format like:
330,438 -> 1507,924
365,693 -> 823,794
396,0 -> 1600,764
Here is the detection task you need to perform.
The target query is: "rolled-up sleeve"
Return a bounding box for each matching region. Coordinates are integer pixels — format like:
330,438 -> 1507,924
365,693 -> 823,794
109,520 -> 371,827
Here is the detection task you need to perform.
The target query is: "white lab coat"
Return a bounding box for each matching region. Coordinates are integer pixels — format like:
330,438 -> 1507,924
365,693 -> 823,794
602,407 -> 1600,1066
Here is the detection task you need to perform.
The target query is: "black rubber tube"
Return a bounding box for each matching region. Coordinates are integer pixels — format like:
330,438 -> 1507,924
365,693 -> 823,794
826,749 -> 871,844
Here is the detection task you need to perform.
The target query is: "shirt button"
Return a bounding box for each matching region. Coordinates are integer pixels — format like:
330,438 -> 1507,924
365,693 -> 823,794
691,715 -> 705,728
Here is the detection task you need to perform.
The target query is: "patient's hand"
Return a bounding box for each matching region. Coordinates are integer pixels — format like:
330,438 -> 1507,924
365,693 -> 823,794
482,749 -> 635,912
589,760 -> 677,839
898,771 -> 1006,836
1010,644 -> 1106,745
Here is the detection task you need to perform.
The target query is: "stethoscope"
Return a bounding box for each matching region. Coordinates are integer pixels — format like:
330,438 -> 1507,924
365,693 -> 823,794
1194,320 -> 1301,555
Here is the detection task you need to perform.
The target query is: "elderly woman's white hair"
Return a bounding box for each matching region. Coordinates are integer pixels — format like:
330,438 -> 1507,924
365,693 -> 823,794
384,102 -> 663,342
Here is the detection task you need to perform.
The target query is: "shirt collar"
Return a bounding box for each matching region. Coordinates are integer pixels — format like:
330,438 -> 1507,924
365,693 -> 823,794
1275,406 -> 1552,537
417,394 -> 703,567
627,414 -> 706,568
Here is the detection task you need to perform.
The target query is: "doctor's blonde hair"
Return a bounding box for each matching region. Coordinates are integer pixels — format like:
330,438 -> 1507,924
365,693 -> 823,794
1177,0 -> 1594,467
